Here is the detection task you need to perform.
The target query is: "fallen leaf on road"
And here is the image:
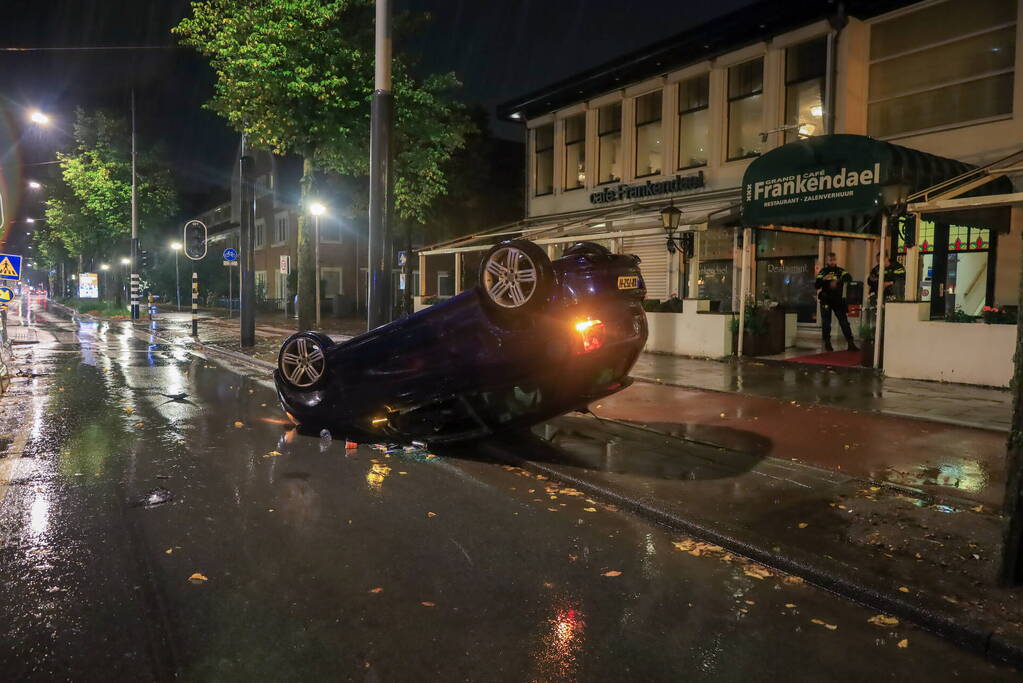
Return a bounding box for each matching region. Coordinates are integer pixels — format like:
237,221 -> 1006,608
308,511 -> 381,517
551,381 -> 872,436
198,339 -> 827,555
602,570 -> 622,577
233,421 -> 244,428
898,586 -> 910,593
783,576 -> 803,585
583,507 -> 597,512
744,566 -> 771,580
425,454 -> 437,460
785,603 -> 797,608
260,403 -> 267,407
124,407 -> 133,414
427,512 -> 437,518
897,639 -> 909,648
868,615 -> 899,627
547,508 -> 559,512
188,573 -> 208,584
165,548 -> 173,554
369,587 -> 384,594
421,601 -> 435,607
798,522 -> 809,529
719,412 -> 726,418
568,554 -> 578,562
264,450 -> 281,458
971,505 -> 984,513
399,471 -> 408,475
810,619 -> 837,630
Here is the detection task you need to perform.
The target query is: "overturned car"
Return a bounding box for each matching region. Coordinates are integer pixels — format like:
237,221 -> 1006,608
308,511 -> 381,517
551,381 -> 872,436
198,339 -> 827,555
274,239 -> 648,444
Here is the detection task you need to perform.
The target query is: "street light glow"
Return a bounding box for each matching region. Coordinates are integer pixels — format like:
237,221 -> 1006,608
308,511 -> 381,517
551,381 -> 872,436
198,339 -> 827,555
28,110 -> 50,125
100,264 -> 110,271
310,202 -> 326,216
171,242 -> 182,250
28,181 -> 41,190
26,218 -> 35,223
120,257 -> 131,265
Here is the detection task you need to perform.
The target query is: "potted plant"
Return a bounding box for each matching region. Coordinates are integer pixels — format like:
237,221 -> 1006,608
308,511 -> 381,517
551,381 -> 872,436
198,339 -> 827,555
731,301 -> 784,356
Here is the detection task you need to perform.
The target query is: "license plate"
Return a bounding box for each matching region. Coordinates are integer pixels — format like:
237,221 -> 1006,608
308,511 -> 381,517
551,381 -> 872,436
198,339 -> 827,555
617,276 -> 639,290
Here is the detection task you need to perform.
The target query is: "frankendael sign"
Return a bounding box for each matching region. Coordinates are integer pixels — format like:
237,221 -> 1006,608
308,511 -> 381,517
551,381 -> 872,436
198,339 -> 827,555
590,171 -> 704,205
741,135 -> 893,228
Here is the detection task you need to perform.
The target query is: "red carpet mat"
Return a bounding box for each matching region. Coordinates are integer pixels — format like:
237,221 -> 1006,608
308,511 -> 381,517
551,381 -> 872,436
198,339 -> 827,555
784,349 -> 863,367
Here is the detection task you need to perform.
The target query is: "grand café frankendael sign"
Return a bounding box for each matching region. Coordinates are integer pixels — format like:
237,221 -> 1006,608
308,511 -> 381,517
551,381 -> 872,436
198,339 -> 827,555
738,133 -> 996,233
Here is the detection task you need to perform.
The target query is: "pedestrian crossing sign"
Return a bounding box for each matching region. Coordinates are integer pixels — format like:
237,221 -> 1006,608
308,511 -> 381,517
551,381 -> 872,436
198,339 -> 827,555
0,287 -> 13,302
0,253 -> 22,281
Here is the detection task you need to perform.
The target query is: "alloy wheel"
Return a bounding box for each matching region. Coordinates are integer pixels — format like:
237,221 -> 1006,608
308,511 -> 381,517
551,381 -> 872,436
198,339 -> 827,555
280,336 -> 326,388
482,246 -> 539,308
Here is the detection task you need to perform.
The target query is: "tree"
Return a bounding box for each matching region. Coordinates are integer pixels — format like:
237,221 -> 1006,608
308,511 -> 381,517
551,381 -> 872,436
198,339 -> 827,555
40,109 -> 178,281
173,0 -> 472,329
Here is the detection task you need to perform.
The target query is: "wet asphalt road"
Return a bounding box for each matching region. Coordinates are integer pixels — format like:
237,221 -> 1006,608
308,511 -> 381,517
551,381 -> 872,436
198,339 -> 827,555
0,302 -> 1018,681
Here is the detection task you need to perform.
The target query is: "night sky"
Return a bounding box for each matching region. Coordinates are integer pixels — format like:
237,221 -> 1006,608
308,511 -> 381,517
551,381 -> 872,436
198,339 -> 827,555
0,0 -> 753,239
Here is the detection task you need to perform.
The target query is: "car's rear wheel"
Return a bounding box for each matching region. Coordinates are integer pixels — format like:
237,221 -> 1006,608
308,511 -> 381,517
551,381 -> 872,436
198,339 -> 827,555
278,332 -> 331,390
478,239 -> 553,313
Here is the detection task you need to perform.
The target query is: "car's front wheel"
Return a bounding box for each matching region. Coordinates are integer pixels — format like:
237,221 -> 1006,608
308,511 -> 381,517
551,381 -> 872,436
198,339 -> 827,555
478,239 -> 553,314
278,331 -> 332,390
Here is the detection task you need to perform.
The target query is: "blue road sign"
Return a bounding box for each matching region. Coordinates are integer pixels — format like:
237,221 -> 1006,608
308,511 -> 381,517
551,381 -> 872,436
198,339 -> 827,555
0,253 -> 22,281
0,287 -> 14,302
223,248 -> 238,262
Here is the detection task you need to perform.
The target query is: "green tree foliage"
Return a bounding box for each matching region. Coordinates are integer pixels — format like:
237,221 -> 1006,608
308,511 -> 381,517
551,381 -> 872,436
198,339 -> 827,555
173,0 -> 472,223
40,109 -> 178,264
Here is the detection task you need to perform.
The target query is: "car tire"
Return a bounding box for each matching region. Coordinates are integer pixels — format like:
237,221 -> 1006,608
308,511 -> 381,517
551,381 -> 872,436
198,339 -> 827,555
478,239 -> 553,314
278,331 -> 332,391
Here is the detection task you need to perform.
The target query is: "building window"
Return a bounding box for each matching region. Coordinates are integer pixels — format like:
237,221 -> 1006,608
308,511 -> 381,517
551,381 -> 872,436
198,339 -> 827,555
678,74 -> 709,169
634,90 -> 663,177
785,37 -> 827,142
319,217 -> 341,243
597,102 -> 622,184
255,270 -> 267,299
727,58 -> 764,160
321,267 -> 343,296
274,213 -> 288,245
563,114 -> 586,190
254,219 -> 265,249
868,0 -> 1016,138
534,124 -> 554,196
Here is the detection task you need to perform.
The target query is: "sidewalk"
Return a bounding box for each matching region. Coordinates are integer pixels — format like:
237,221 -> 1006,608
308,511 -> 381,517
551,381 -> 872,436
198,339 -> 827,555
631,352 -> 1013,432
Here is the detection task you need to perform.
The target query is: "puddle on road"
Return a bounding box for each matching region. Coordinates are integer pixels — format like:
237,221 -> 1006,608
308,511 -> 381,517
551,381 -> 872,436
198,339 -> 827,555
533,416 -> 765,481
882,461 -> 989,496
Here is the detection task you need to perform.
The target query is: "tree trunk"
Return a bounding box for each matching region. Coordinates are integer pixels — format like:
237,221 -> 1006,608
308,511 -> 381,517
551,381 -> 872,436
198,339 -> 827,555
297,156 -> 317,330
1000,216 -> 1023,585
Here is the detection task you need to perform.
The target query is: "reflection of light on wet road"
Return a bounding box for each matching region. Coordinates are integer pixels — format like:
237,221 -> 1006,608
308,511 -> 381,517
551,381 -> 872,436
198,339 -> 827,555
28,489 -> 51,538
532,602 -> 586,682
366,462 -> 391,491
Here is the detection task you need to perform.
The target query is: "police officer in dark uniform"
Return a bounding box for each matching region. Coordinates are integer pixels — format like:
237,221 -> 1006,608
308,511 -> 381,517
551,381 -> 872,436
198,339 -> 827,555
815,252 -> 858,352
868,257 -> 907,303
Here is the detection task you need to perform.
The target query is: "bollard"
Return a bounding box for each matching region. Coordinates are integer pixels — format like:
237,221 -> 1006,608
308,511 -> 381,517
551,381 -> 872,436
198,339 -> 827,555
191,272 -> 199,337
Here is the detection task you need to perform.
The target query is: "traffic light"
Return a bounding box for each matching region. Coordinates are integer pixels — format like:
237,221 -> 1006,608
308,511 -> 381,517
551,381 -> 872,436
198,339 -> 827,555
140,250 -> 151,269
184,219 -> 208,261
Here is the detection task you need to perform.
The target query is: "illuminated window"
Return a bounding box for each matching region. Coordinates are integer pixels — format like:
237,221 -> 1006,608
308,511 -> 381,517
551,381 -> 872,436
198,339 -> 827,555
727,58 -> 764,160
564,114 -> 586,190
678,74 -> 709,169
534,124 -> 554,196
634,90 -> 662,177
597,102 -> 622,184
868,0 -> 1016,138
274,213 -> 288,244
785,37 -> 827,142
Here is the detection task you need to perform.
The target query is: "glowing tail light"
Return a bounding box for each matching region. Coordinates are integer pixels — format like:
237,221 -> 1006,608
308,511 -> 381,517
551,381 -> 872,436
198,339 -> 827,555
574,318 -> 606,353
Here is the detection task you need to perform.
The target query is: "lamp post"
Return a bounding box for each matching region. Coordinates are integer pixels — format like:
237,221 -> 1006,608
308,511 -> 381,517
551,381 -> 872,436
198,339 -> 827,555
660,202 -> 693,299
171,242 -> 182,311
310,202 -> 326,328
120,257 -> 130,305
100,263 -> 110,301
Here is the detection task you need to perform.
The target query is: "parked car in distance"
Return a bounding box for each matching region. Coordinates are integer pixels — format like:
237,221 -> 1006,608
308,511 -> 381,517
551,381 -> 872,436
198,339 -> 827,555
274,239 -> 648,444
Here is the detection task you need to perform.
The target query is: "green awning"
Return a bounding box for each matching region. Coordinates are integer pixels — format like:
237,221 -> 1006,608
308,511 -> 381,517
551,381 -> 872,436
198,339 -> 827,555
740,134 -> 1013,233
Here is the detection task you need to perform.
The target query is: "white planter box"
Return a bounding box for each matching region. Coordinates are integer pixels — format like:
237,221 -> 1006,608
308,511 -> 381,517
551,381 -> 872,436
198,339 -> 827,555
644,300 -> 735,358
884,302 -> 1016,387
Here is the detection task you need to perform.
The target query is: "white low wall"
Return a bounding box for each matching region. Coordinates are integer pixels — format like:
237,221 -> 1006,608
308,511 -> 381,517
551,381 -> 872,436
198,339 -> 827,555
884,302 -> 1016,387
644,300 -> 734,358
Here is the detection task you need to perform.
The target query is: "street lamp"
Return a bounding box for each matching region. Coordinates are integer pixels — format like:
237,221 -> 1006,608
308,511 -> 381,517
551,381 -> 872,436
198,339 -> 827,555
28,110 -> 50,126
309,202 -> 327,327
171,242 -> 182,311
26,218 -> 35,224
660,203 -> 692,257
28,181 -> 41,190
